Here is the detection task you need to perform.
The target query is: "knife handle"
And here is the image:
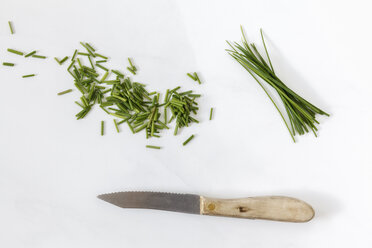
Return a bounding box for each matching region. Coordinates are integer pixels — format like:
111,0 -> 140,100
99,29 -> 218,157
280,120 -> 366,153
200,196 -> 314,222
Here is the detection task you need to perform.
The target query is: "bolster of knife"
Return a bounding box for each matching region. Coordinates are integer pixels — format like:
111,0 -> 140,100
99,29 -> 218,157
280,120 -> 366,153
200,196 -> 315,222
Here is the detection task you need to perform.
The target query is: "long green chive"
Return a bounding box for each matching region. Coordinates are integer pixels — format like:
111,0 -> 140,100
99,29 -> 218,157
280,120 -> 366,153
96,60 -> 107,63
101,121 -> 104,136
3,62 -> 15,66
209,107 -> 213,120
182,134 -> 195,146
113,119 -> 120,133
8,21 -> 14,34
226,27 -> 329,141
96,63 -> 108,71
146,145 -> 161,149
7,48 -> 23,56
57,89 -> 73,95
32,55 -> 47,59
22,74 -> 36,78
25,51 -> 37,57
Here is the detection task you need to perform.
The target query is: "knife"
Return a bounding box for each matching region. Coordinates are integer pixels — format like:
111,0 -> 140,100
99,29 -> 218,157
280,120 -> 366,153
98,191 -> 314,222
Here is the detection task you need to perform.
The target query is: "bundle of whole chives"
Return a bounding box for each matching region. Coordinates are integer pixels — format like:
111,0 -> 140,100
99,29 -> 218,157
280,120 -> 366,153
226,27 -> 329,142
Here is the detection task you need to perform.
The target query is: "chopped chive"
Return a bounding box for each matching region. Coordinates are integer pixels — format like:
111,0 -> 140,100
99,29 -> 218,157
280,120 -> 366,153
8,21 -> 14,34
59,56 -> 68,64
96,63 -> 108,71
113,119 -> 120,133
54,57 -> 61,64
75,101 -> 84,108
88,55 -> 94,69
3,62 -> 15,66
32,55 -> 47,59
7,48 -> 23,56
112,70 -> 124,77
71,49 -> 78,61
128,58 -> 135,68
187,73 -> 196,81
146,145 -> 161,149
76,58 -> 82,68
85,43 -> 95,52
57,89 -> 72,95
127,67 -> 136,75
67,60 -> 75,71
95,53 -> 108,59
194,72 -> 202,84
127,122 -> 135,133
77,52 -> 90,56
25,51 -> 37,57
101,121 -> 104,136
183,134 -> 195,146
209,107 -> 213,120
22,74 -> 35,78
100,71 -> 109,82
96,60 -> 107,63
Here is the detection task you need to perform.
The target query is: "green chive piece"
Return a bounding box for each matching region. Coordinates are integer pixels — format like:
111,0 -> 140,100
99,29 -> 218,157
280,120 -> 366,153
128,58 -> 135,68
59,56 -> 69,64
86,43 -> 95,52
8,21 -> 14,34
71,49 -> 78,61
209,107 -> 213,120
54,58 -> 61,64
77,52 -> 90,56
7,48 -> 23,56
100,71 -> 109,82
187,73 -> 196,81
183,134 -> 195,146
101,121 -> 104,136
32,55 -> 47,59
112,70 -> 124,78
25,51 -> 37,57
22,74 -> 36,78
113,119 -> 120,133
96,63 -> 108,71
194,72 -> 202,84
95,53 -> 108,59
146,145 -> 161,149
96,60 -> 107,63
3,62 -> 15,66
127,67 -> 136,75
57,89 -> 73,95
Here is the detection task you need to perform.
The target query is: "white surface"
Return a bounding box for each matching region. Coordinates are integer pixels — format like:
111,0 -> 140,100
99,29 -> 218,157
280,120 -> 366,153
1,0 -> 371,247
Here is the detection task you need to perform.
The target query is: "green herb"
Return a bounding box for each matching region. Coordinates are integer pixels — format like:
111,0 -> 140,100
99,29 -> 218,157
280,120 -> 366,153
194,72 -> 202,84
8,21 -> 14,34
209,107 -> 213,120
71,49 -> 78,61
57,89 -> 73,95
7,48 -> 23,56
86,43 -> 95,52
146,145 -> 161,149
183,134 -> 195,146
226,27 -> 329,142
113,119 -> 120,133
22,74 -> 35,78
96,60 -> 107,63
32,55 -> 47,59
95,53 -> 108,59
96,63 -> 108,71
187,73 -> 196,81
3,62 -> 14,66
25,51 -> 37,57
101,121 -> 104,136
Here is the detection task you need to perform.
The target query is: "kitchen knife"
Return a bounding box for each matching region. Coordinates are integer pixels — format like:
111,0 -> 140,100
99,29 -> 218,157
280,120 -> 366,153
97,191 -> 314,222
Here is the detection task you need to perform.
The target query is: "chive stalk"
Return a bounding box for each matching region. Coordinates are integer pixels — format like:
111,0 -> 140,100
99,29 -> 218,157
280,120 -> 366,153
3,62 -> 15,66
57,89 -> 73,95
7,48 -> 23,56
146,145 -> 161,149
209,107 -> 213,120
182,134 -> 195,146
8,21 -> 14,34
22,74 -> 36,78
101,121 -> 104,136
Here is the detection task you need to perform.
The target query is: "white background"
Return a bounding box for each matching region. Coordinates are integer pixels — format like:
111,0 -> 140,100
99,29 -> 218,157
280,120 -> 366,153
1,0 -> 371,247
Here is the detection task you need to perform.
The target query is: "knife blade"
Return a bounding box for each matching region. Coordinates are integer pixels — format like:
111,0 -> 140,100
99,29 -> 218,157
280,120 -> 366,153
97,191 -> 314,222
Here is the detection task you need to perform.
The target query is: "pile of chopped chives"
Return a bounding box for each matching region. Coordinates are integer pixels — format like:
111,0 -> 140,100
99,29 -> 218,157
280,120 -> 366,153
59,42 -> 202,146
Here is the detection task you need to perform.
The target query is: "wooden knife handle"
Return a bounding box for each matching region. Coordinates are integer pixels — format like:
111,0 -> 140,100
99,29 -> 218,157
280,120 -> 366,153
200,196 -> 314,222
